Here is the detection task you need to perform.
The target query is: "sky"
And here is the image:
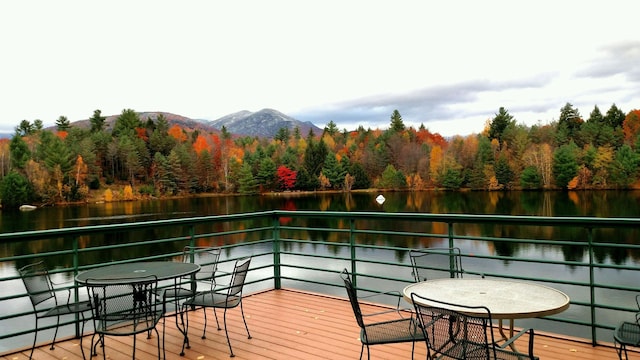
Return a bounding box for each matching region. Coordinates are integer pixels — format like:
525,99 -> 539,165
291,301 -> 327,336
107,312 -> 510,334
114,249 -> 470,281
1,1 -> 639,137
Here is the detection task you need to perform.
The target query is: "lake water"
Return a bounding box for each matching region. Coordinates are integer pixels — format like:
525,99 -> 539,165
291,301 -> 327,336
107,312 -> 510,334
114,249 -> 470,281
3,190 -> 639,233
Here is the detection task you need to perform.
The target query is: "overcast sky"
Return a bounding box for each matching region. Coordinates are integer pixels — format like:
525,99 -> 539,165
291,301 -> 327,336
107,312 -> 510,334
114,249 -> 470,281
1,1 -> 638,137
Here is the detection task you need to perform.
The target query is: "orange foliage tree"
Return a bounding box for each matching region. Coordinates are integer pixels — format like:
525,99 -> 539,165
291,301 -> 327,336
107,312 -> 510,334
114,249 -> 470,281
168,124 -> 187,142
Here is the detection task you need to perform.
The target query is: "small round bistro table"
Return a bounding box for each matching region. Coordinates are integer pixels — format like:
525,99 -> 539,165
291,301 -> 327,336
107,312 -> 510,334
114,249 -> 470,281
76,261 -> 201,355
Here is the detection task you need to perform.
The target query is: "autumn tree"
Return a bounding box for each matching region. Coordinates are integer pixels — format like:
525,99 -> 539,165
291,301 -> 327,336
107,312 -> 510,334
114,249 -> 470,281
623,110 -> 640,146
276,165 -> 296,191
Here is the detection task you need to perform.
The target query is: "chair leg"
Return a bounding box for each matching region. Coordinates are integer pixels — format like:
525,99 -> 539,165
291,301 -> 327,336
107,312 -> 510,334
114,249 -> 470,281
50,314 -> 61,350
29,317 -> 38,359
358,343 -> 364,360
201,306 -> 208,339
223,309 -> 234,357
239,301 -> 251,339
214,307 -> 221,330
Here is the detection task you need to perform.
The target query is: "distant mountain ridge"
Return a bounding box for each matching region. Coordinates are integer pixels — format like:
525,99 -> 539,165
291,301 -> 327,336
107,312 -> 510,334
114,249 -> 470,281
205,108 -> 322,138
66,109 -> 321,139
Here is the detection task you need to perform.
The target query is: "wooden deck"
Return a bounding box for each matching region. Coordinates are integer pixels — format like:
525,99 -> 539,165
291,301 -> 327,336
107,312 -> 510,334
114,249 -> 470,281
2,288 -> 637,360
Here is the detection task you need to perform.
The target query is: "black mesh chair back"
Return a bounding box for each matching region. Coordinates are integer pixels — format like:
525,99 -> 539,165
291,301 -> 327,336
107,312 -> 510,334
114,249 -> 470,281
409,247 -> 464,282
411,293 -> 537,360
341,268 -> 424,360
164,246 -> 222,355
19,261 -> 90,360
86,275 -> 164,360
341,269 -> 367,330
183,256 -> 252,357
614,294 -> 640,359
164,246 -> 222,301
182,246 -> 222,291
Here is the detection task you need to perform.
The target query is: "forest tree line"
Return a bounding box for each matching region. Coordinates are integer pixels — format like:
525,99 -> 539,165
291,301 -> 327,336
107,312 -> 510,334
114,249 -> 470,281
0,103 -> 639,208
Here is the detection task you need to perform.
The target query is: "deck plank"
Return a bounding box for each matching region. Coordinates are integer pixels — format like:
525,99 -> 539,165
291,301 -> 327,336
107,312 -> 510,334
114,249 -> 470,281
1,288 -> 637,360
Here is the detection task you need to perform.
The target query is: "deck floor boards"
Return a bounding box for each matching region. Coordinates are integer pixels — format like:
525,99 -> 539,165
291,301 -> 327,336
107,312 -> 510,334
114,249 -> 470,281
2,288 -> 636,359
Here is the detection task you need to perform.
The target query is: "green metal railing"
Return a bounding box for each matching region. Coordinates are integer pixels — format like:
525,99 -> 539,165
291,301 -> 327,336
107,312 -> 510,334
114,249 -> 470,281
1,210 -> 640,355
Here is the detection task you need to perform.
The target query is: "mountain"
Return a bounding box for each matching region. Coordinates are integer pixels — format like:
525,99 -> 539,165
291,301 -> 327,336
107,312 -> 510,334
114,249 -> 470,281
206,108 -> 322,138
64,109 -> 321,139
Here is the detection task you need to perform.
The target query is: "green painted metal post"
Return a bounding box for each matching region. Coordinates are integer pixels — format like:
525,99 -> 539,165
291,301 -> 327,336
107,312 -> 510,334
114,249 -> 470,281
587,227 -> 597,345
273,214 -> 281,289
72,235 -> 82,338
448,223 -> 456,278
350,218 -> 357,289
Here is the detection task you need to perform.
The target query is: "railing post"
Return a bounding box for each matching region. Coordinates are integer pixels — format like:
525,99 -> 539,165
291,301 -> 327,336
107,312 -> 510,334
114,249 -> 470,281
350,218 -> 357,288
72,235 -> 82,338
448,222 -> 455,278
273,214 -> 281,290
587,227 -> 597,345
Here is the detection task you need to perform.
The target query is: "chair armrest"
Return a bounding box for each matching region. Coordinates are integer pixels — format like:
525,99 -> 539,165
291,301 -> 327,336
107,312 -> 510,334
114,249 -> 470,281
359,290 -> 413,318
49,278 -> 77,305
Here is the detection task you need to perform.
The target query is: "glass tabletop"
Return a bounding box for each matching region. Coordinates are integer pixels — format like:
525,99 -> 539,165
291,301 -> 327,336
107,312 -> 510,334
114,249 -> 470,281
76,261 -> 201,284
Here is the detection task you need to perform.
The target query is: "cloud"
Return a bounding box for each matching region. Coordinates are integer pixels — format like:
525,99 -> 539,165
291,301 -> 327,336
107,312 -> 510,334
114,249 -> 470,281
577,41 -> 640,82
292,74 -> 556,134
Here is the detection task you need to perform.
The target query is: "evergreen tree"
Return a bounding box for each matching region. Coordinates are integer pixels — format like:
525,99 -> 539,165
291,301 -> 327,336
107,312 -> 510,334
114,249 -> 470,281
89,109 -> 106,133
440,168 -> 463,189
488,107 -> 515,145
0,171 -> 32,208
494,156 -> 514,188
324,121 -> 339,136
604,103 -> 626,128
55,116 -> 70,131
10,134 -> 31,169
15,120 -> 35,137
321,152 -> 344,189
237,163 -> 258,194
303,138 -> 327,176
552,142 -> 579,188
256,157 -> 277,191
389,110 -> 405,132
610,144 -> 639,188
274,127 -> 290,142
558,103 -> 582,143
113,109 -> 142,137
349,162 -> 371,189
520,166 -> 542,189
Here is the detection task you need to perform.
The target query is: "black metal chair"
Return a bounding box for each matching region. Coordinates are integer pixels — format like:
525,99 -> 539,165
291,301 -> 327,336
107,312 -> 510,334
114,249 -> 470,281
18,261 -> 91,360
183,256 -> 252,357
161,246 -> 222,354
409,247 -> 465,282
341,268 -> 424,360
86,275 -> 165,360
410,292 -> 538,360
614,294 -> 640,360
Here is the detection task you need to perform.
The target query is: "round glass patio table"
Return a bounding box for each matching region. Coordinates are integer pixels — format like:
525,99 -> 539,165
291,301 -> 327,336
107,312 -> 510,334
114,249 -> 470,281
76,261 -> 200,284
403,278 -> 570,350
76,261 -> 201,355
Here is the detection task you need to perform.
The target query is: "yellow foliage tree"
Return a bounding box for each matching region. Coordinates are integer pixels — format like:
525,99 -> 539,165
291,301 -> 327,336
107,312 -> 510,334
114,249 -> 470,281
123,185 -> 134,200
104,188 -> 113,202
